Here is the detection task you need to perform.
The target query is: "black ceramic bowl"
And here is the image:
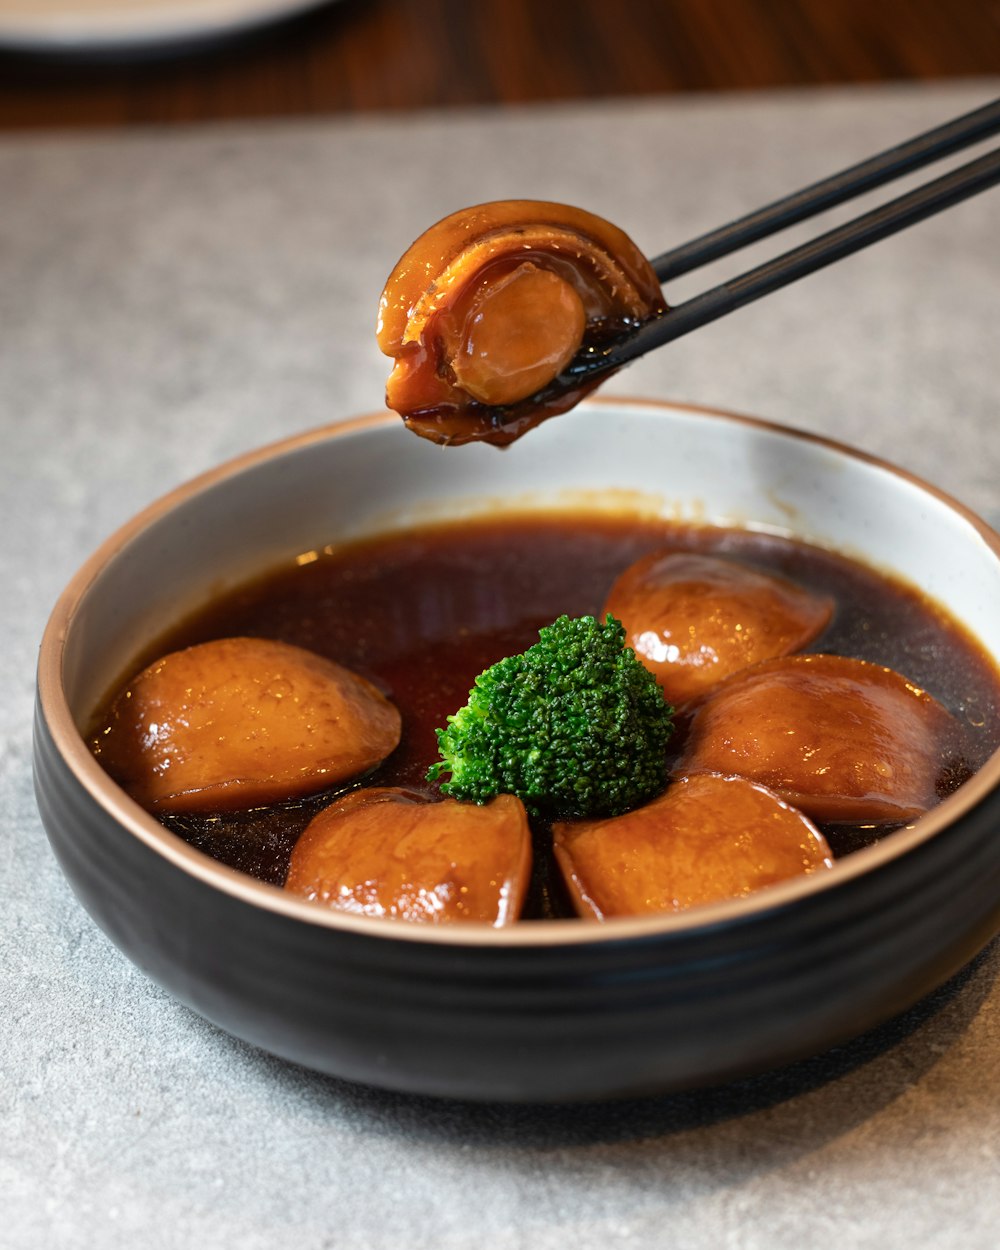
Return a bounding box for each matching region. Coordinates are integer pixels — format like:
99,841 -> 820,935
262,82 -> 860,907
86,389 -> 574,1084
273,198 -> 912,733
33,399 -> 1000,1102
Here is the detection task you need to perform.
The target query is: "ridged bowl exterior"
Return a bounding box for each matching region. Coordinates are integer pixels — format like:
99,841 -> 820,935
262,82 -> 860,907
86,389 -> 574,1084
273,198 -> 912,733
33,401 -> 1000,1102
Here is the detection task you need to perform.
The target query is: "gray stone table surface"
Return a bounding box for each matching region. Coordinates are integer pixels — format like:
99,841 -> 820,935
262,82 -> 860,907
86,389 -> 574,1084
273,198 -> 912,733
3,80 -> 999,1249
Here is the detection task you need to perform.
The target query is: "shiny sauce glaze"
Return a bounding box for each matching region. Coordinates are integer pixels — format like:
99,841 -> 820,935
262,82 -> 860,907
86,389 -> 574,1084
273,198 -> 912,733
96,514 -> 1000,919
376,200 -> 666,447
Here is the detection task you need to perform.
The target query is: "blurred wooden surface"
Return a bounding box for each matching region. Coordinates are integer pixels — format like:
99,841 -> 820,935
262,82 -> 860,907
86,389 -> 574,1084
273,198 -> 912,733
0,0 -> 998,129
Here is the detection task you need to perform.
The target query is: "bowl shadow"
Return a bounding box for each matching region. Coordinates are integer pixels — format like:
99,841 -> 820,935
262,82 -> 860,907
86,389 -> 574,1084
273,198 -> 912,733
201,935 -> 999,1165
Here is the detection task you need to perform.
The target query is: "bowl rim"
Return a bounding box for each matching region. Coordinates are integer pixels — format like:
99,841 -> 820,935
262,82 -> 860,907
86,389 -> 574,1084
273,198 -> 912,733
36,396 -> 1000,948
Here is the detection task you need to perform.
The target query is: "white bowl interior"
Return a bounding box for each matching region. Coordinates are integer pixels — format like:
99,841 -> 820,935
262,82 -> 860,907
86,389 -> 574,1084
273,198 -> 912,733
62,400 -> 1000,729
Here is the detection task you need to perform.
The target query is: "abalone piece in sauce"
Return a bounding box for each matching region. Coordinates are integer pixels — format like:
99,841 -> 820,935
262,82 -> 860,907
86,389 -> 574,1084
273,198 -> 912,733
553,772 -> 832,919
680,654 -> 963,824
377,200 -> 666,446
93,637 -> 401,813
285,788 -> 531,925
604,551 -> 834,706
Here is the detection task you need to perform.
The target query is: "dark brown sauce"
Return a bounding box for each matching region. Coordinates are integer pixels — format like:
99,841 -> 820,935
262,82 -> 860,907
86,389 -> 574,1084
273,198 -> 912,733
400,316 -> 636,448
97,513 -> 1000,917
401,361 -> 606,448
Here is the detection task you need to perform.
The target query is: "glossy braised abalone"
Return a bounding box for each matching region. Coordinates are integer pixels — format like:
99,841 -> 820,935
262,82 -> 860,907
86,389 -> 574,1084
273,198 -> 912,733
377,200 -> 665,446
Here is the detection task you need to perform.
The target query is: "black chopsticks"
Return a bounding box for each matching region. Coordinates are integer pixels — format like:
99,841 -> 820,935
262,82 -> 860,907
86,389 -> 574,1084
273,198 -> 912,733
567,98 -> 1000,383
650,96 -> 1000,282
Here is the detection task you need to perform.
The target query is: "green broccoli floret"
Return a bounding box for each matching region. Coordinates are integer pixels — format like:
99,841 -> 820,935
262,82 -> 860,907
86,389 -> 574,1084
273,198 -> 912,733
426,614 -> 673,819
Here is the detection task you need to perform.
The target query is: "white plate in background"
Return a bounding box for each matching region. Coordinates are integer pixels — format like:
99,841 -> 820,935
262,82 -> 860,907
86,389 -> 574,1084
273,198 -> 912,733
0,0 -> 336,51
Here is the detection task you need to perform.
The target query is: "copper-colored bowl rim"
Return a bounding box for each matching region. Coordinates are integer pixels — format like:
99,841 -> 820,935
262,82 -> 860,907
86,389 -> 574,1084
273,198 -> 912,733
36,397 -> 1000,948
